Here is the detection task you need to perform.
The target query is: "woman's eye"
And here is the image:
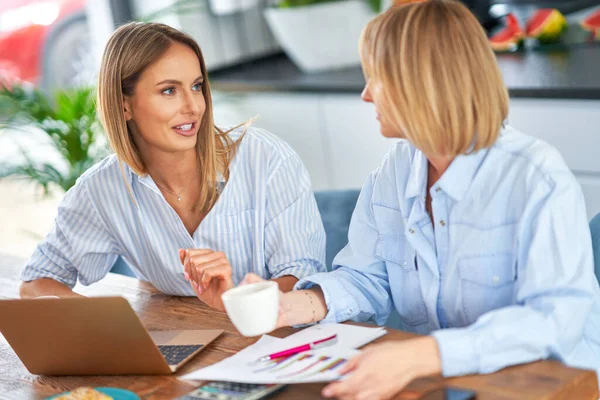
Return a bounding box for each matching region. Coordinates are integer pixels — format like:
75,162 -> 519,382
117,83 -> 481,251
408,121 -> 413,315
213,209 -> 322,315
161,87 -> 175,95
192,82 -> 203,91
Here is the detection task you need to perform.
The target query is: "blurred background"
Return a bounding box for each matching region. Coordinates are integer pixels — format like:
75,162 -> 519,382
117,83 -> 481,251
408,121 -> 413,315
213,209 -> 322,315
0,0 -> 599,259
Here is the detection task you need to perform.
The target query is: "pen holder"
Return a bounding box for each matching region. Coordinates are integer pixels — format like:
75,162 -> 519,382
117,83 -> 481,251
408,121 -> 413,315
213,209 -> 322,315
221,281 -> 279,337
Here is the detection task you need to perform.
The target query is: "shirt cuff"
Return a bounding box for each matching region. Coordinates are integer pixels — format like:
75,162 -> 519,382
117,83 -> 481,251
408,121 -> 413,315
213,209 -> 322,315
431,328 -> 480,377
20,247 -> 78,289
295,272 -> 360,324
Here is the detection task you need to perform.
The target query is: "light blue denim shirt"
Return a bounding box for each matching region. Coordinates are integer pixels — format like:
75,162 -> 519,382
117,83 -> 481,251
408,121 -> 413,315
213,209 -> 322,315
296,125 -> 600,379
21,127 -> 326,295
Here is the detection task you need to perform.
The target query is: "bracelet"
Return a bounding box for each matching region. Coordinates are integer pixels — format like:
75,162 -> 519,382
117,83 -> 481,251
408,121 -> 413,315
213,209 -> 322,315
304,290 -> 316,323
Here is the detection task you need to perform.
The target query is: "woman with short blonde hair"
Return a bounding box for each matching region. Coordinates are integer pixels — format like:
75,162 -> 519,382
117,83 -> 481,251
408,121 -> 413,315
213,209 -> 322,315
20,22 -> 326,311
243,1 -> 600,398
360,0 -> 509,155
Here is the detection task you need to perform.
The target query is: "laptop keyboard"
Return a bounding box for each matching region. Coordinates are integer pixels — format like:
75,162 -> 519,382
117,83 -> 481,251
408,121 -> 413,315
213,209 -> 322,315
158,344 -> 203,365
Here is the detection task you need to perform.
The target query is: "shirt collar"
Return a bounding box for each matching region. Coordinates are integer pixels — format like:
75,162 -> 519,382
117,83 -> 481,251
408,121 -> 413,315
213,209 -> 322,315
404,148 -> 428,200
436,148 -> 488,201
404,146 -> 488,202
135,167 -> 226,186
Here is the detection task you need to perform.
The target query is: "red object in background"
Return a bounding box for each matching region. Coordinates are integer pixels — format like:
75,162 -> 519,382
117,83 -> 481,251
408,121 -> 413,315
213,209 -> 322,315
489,13 -> 525,52
0,0 -> 86,86
581,9 -> 600,34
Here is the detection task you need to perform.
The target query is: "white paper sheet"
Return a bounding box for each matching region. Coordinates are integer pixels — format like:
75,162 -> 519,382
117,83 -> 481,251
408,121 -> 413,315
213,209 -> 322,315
179,324 -> 387,384
281,324 -> 387,352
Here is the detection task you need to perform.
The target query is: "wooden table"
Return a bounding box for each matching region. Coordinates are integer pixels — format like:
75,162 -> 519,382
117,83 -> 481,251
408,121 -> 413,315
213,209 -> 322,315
0,254 -> 598,400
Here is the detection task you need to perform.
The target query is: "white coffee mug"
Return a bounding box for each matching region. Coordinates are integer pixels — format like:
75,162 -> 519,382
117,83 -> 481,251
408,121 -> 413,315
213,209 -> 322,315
221,281 -> 279,337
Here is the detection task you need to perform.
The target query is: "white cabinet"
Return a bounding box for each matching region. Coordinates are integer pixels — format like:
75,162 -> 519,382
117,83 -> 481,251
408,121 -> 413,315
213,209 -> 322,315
213,92 -> 332,190
509,99 -> 600,219
321,95 -> 398,189
508,99 -> 600,174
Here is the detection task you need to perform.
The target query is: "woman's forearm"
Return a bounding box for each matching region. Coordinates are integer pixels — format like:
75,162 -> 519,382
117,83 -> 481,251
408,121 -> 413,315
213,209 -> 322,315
282,286 -> 329,326
20,278 -> 83,299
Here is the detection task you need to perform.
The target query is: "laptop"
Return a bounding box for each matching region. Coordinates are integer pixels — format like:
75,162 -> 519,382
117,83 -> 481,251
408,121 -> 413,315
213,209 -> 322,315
0,296 -> 223,375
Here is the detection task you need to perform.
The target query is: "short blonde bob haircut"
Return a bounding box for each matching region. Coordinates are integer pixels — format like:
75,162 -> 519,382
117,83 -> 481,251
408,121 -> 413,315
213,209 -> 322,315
359,0 -> 509,156
97,22 -> 246,212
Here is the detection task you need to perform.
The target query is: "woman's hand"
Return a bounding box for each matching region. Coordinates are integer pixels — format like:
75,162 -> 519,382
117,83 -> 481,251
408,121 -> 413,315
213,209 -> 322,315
180,249 -> 234,311
239,273 -> 291,328
240,273 -> 326,329
322,337 -> 442,400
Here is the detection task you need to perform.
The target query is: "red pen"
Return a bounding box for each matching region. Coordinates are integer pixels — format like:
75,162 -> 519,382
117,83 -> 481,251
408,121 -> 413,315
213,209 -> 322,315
255,334 -> 338,363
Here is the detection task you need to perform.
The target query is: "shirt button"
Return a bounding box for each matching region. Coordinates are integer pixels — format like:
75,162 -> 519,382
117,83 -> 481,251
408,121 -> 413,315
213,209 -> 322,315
347,309 -> 353,314
408,228 -> 415,234
492,276 -> 500,283
435,187 -> 441,192
439,220 -> 446,226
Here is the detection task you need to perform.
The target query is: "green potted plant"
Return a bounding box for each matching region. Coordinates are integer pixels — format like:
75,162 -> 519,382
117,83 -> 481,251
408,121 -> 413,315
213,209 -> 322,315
0,83 -> 108,194
265,0 -> 383,72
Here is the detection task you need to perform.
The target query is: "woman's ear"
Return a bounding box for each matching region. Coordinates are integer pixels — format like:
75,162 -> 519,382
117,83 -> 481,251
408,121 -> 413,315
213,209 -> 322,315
123,96 -> 132,121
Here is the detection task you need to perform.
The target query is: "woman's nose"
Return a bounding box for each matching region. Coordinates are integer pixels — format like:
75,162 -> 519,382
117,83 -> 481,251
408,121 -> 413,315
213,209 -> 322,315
182,91 -> 201,116
361,85 -> 373,103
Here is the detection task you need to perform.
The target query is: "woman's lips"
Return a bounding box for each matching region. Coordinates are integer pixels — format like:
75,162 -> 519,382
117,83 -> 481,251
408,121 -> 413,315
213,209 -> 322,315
172,122 -> 196,137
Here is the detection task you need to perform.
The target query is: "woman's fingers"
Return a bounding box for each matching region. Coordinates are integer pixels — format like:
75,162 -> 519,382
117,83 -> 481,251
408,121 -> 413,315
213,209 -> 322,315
198,263 -> 233,290
184,253 -> 199,285
239,273 -> 263,285
323,371 -> 363,399
191,253 -> 227,275
338,354 -> 361,375
179,249 -> 189,280
189,250 -> 225,264
182,249 -> 220,284
323,356 -> 368,399
189,252 -> 230,289
189,251 -> 226,286
195,258 -> 228,277
189,278 -> 201,296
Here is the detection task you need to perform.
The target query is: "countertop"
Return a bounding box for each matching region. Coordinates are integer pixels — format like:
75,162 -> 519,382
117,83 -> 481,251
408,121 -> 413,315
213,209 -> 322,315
210,45 -> 600,100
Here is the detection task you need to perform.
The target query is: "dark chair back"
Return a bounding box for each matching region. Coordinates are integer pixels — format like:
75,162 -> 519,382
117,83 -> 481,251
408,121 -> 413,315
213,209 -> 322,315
314,189 -> 360,270
110,256 -> 135,277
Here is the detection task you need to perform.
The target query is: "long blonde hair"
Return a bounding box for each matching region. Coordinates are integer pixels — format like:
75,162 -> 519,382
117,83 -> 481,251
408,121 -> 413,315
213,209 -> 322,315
97,21 -> 245,212
359,0 -> 508,156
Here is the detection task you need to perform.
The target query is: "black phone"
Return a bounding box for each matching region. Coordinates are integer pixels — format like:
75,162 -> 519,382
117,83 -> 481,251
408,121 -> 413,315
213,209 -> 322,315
421,387 -> 477,400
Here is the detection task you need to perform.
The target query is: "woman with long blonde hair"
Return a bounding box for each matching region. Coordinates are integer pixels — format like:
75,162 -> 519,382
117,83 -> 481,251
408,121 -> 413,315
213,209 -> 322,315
242,1 -> 600,398
19,22 -> 326,311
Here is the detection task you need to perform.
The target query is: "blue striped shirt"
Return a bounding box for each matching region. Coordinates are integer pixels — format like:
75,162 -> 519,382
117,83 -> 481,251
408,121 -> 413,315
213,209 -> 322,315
21,127 -> 326,295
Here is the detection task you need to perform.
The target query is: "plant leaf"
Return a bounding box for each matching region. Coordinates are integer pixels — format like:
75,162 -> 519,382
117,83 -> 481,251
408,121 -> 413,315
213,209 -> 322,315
0,83 -> 108,194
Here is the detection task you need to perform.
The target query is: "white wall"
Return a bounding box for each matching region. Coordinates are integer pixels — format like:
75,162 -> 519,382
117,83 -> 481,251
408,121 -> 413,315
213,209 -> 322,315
84,0 -> 114,77
214,92 -> 600,219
